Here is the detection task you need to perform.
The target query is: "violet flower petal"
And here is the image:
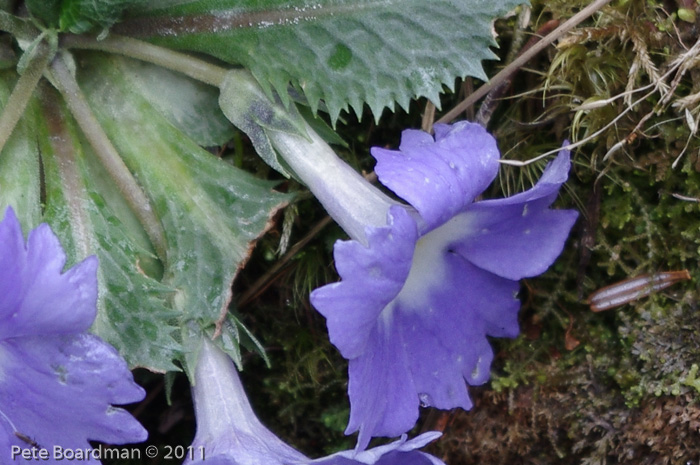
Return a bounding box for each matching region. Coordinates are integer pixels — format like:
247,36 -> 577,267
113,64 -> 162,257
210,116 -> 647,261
0,207 -> 147,462
0,209 -> 97,340
398,256 -> 520,399
345,319 -> 418,448
372,122 -> 500,231
307,433 -> 444,465
1,335 -> 147,455
311,207 -> 417,359
344,255 -> 520,448
451,149 -> 579,280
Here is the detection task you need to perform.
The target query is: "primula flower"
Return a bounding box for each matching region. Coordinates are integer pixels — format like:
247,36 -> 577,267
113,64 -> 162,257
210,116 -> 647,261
186,337 -> 445,465
0,208 -> 147,463
268,121 -> 577,449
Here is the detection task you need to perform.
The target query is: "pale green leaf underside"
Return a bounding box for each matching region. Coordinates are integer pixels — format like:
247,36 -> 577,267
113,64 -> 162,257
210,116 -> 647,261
120,0 -> 525,121
118,57 -> 235,147
36,87 -> 182,372
77,54 -> 290,371
0,72 -> 41,231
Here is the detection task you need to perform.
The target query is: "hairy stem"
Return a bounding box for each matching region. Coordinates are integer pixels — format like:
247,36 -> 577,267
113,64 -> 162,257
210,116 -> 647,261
61,34 -> 227,87
0,11 -> 37,40
49,54 -> 168,262
0,44 -> 50,155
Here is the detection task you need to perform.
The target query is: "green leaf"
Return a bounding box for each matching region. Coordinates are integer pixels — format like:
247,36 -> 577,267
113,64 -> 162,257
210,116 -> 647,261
121,0 -> 524,121
0,71 -> 41,230
37,85 -> 182,372
116,57 -> 235,146
76,54 -> 290,374
0,50 -> 286,372
25,0 -> 61,28
59,0 -> 144,33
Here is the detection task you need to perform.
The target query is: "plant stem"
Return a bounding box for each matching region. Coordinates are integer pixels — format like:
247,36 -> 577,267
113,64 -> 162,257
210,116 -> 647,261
0,11 -> 38,41
61,34 -> 227,87
49,54 -> 168,263
437,0 -> 614,124
0,44 -> 50,156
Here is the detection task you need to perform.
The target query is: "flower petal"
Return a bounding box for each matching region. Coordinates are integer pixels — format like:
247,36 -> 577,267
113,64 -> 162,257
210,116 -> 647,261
345,320 -> 418,451
477,146 -> 573,208
372,122 -> 500,231
398,255 -> 518,395
0,334 -> 147,459
311,207 -> 417,359
308,433 -> 445,465
398,255 -> 520,407
345,251 -> 520,446
0,208 -> 98,340
0,208 -> 24,321
452,150 -> 578,280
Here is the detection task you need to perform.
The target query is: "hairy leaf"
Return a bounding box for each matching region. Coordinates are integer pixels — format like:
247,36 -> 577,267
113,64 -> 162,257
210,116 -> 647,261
117,57 -> 236,147
37,85 -> 182,372
120,0 -> 524,122
76,54 -> 290,374
0,72 -> 41,230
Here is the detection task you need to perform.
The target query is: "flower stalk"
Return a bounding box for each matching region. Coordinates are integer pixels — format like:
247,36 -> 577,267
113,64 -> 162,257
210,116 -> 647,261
266,121 -> 397,244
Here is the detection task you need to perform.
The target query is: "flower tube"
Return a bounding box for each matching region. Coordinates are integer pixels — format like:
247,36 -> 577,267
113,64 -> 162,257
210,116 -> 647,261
267,118 -> 398,246
0,207 -> 147,464
186,337 -> 445,465
269,121 -> 578,449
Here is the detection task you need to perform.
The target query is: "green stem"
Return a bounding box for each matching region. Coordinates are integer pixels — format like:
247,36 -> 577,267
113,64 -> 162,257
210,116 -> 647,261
0,43 -> 50,156
0,11 -> 38,41
61,34 -> 227,87
49,54 -> 168,263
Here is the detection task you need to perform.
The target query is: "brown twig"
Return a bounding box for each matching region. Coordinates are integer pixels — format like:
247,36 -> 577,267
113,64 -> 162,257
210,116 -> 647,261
475,19 -> 560,126
421,101 -> 436,133
237,215 -> 333,309
437,0 -> 614,124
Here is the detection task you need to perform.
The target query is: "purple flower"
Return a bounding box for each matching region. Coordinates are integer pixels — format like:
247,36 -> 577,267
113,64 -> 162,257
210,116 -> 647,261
186,337 -> 445,465
0,208 -> 147,463
295,122 -> 579,449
